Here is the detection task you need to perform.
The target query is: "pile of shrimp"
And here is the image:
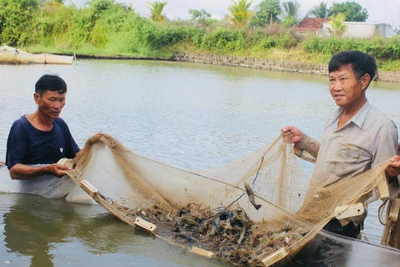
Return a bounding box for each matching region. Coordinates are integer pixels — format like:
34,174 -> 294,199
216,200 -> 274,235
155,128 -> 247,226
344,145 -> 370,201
133,203 -> 307,266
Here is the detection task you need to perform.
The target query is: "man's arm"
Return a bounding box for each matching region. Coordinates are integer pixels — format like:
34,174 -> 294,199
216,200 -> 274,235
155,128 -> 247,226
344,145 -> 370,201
282,126 -> 321,162
9,163 -> 70,180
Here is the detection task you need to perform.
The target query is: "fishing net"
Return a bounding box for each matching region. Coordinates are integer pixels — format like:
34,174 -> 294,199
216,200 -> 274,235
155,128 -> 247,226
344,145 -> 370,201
381,181 -> 400,249
64,133 -> 395,266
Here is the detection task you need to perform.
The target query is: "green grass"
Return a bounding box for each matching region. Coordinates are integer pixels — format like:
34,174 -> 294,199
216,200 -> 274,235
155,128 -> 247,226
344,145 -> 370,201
24,42 -> 400,72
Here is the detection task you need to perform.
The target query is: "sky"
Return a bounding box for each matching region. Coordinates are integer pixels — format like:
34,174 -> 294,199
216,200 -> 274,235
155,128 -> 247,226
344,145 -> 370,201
72,0 -> 400,27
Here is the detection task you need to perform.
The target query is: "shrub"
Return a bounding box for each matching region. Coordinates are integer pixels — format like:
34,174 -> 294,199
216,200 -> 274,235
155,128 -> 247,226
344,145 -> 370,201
200,27 -> 246,51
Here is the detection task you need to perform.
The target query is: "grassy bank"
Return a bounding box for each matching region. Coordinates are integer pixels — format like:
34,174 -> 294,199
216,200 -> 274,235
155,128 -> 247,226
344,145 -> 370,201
26,36 -> 400,72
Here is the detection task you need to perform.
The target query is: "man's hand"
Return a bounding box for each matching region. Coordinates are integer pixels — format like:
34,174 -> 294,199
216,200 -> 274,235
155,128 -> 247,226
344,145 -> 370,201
281,126 -> 303,143
9,163 -> 71,180
281,126 -> 320,162
45,163 -> 70,178
386,155 -> 400,178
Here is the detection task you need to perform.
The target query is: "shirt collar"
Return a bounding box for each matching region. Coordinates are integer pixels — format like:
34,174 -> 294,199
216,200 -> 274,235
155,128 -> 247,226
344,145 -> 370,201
330,101 -> 370,129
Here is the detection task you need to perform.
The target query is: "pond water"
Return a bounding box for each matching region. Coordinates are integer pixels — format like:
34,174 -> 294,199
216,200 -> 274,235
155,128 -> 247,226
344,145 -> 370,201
0,59 -> 399,266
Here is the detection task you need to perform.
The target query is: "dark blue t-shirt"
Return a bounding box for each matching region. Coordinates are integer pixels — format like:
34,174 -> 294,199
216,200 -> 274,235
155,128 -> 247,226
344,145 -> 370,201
6,116 -> 80,169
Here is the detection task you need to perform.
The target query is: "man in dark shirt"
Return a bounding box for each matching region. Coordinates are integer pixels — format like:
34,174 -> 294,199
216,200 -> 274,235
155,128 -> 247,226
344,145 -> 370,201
6,74 -> 79,180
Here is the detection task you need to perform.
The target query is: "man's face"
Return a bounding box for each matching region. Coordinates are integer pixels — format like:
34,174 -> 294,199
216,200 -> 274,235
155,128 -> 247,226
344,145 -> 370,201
34,90 -> 66,119
329,64 -> 369,110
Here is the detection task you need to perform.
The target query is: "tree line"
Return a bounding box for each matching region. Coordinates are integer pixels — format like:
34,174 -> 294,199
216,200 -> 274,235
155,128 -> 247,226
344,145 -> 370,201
145,0 -> 369,26
0,0 -> 399,69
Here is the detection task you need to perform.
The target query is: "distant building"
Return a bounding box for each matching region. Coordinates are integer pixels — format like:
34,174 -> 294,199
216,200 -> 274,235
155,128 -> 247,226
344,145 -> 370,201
294,18 -> 397,39
323,22 -> 396,38
293,18 -> 331,38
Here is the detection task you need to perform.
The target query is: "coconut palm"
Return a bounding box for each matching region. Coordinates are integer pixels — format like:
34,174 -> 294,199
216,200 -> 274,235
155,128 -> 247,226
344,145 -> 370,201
146,1 -> 167,22
281,0 -> 299,26
327,13 -> 347,37
308,1 -> 329,18
228,0 -> 254,28
281,0 -> 299,18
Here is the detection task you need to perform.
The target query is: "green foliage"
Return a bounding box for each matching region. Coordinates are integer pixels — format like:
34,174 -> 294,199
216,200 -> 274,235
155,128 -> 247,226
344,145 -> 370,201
0,0 -> 398,67
91,11 -> 203,53
308,1 -> 328,18
32,2 -> 76,47
328,1 -> 368,22
68,8 -> 96,47
367,37 -> 400,60
0,0 -> 39,46
280,0 -> 301,27
327,13 -> 347,38
281,16 -> 297,27
189,9 -> 212,27
153,25 -> 204,49
228,0 -> 254,28
281,0 -> 299,19
110,13 -> 155,53
89,0 -> 115,15
146,1 -> 167,22
89,3 -> 131,47
251,0 -> 281,27
302,37 -> 355,54
197,27 -> 298,53
253,32 -> 297,50
303,36 -> 400,60
200,27 -> 246,51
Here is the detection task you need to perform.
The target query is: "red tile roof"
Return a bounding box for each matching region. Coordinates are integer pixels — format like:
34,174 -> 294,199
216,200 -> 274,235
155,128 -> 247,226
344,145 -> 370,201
294,18 -> 330,31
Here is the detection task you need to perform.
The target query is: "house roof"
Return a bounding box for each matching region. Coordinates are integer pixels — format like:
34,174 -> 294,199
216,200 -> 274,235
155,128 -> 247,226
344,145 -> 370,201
294,17 -> 330,32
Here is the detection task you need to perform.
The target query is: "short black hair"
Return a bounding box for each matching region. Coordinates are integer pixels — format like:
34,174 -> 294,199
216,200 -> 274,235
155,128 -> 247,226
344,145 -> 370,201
35,74 -> 67,96
328,50 -> 377,88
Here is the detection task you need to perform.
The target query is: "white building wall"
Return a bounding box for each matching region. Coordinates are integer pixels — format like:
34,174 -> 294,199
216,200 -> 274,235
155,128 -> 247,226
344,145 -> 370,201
343,22 -> 375,38
375,24 -> 396,38
322,22 -> 396,38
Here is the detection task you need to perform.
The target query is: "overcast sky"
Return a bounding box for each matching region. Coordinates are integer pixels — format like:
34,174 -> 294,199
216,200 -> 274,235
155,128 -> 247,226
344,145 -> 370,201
72,0 -> 400,26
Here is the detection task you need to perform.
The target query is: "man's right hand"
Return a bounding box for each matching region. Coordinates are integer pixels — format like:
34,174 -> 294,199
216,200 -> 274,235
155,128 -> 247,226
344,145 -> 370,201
281,126 -> 303,143
44,163 -> 70,178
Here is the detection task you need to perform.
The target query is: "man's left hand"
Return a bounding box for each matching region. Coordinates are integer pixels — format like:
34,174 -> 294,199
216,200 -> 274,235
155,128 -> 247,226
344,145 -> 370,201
386,155 -> 400,178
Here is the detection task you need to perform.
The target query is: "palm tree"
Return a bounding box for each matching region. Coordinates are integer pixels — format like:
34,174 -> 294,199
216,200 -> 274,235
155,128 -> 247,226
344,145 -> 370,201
308,1 -> 328,18
281,0 -> 299,18
327,13 -> 347,37
281,0 -> 299,26
228,0 -> 253,28
146,1 -> 167,22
